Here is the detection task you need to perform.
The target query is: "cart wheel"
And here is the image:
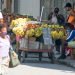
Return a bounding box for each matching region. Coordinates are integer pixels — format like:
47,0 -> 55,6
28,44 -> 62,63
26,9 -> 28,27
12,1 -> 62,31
48,52 -> 54,63
39,52 -> 42,61
25,52 -> 28,58
18,50 -> 22,62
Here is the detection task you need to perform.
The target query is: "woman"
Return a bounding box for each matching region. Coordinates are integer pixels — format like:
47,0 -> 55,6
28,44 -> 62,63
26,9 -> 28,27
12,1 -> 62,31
0,25 -> 10,75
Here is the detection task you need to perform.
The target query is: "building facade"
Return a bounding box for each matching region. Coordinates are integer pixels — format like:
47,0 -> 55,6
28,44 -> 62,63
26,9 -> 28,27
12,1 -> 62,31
40,0 -> 75,19
0,0 -> 75,19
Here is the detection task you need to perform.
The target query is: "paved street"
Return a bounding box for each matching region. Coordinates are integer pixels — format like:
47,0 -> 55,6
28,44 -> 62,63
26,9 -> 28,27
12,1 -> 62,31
7,63 -> 75,75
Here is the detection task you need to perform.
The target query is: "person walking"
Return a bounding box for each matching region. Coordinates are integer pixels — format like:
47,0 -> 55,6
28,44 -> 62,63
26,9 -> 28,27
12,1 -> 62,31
0,25 -> 10,75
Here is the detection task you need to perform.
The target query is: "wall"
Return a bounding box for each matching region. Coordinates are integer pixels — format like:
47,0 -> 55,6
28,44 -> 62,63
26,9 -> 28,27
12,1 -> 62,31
18,0 -> 40,19
41,0 -> 75,20
2,0 -> 6,10
11,0 -> 14,13
0,0 -> 14,13
14,0 -> 18,13
0,0 -> 6,11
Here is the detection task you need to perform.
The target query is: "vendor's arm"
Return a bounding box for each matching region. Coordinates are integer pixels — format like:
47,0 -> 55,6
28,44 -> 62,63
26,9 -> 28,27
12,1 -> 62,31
66,30 -> 75,42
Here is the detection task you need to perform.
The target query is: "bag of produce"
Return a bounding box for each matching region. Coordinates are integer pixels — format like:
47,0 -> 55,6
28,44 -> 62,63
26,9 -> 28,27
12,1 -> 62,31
9,46 -> 20,68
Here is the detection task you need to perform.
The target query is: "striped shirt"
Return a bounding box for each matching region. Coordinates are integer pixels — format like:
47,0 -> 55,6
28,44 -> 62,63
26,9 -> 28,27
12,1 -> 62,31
66,29 -> 75,42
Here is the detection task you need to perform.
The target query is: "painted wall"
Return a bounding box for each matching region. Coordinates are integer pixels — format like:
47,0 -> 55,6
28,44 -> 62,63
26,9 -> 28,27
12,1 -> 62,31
2,0 -> 6,10
18,0 -> 40,19
11,0 -> 14,13
41,0 -> 75,19
0,0 -> 6,11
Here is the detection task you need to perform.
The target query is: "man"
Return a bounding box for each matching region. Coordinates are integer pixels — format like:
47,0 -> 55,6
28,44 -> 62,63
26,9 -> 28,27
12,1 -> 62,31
48,8 -> 65,53
48,7 -> 65,25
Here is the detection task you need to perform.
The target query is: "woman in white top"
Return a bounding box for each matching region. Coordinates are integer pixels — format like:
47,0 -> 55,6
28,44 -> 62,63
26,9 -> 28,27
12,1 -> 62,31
0,25 -> 10,75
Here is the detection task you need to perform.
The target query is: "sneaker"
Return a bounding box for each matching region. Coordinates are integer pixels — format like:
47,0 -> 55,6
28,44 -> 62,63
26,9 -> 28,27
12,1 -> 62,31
58,55 -> 66,59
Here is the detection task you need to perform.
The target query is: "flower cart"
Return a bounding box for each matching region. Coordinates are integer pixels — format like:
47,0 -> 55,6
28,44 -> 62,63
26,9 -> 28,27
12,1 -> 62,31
10,18 -> 55,63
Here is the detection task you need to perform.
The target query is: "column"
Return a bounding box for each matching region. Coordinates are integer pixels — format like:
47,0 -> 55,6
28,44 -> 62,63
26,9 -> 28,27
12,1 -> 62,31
6,0 -> 12,12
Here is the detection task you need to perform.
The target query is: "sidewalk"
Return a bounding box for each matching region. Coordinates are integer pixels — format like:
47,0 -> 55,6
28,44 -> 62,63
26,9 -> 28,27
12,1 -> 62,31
56,57 -> 75,69
53,49 -> 75,69
14,44 -> 75,69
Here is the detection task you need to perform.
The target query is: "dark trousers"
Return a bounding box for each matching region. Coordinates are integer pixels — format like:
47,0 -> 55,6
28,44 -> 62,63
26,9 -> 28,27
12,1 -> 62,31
60,41 -> 68,57
56,45 -> 61,52
55,39 -> 62,52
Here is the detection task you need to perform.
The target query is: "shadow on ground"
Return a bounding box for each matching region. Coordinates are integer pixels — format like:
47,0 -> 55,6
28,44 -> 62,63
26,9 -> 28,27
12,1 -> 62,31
21,62 -> 75,73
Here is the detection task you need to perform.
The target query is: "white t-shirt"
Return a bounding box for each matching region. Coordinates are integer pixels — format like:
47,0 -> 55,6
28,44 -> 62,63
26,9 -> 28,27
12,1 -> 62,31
0,35 -> 10,57
51,15 -> 58,24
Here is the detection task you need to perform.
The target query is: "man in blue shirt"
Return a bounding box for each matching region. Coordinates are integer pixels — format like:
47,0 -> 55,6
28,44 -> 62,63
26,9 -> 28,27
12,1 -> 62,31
58,2 -> 75,59
58,23 -> 75,59
66,30 -> 75,42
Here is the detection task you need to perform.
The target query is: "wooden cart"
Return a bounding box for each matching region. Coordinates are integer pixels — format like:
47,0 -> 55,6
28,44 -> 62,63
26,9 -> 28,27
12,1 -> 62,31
18,37 -> 54,63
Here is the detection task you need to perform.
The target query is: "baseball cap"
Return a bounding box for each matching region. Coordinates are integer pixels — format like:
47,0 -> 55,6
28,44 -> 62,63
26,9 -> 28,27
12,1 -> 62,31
65,3 -> 72,8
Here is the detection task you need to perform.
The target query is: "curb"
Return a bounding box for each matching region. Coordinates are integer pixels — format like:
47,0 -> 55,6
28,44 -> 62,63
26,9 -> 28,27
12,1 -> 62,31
56,60 -> 75,69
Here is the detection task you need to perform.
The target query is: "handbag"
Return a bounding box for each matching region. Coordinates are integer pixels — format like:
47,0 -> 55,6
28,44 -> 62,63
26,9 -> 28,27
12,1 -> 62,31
9,46 -> 20,68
